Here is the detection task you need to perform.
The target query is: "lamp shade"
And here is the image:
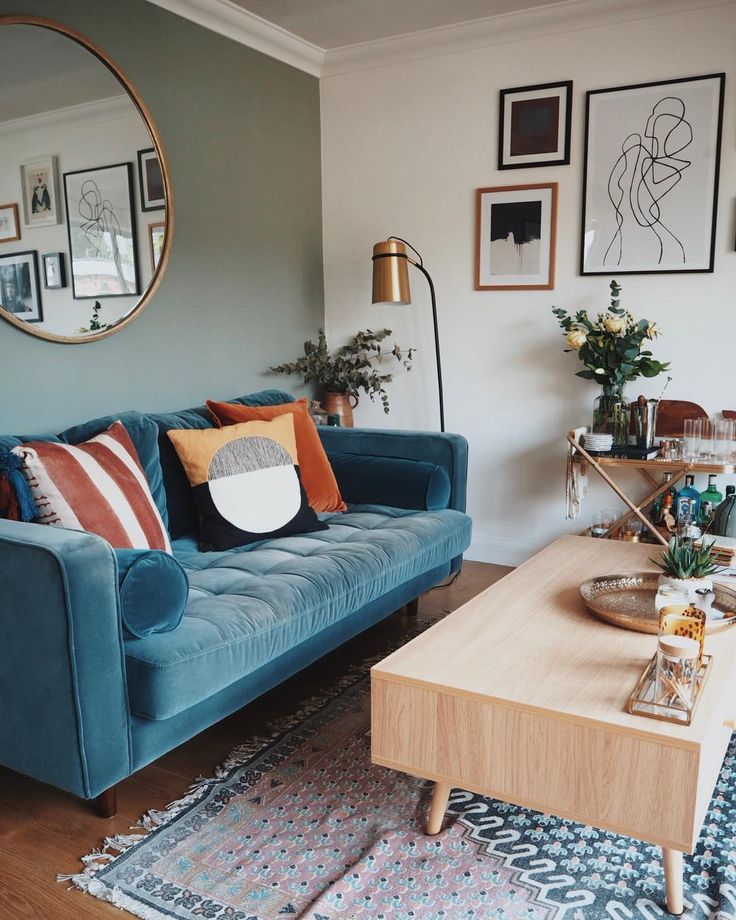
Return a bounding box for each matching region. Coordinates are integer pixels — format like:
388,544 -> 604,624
372,239 -> 411,305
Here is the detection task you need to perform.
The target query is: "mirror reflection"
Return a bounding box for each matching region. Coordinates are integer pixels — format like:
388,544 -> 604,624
0,23 -> 169,341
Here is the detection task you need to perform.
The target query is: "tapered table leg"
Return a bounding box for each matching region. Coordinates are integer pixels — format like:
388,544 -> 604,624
426,781 -> 451,835
663,848 -> 684,915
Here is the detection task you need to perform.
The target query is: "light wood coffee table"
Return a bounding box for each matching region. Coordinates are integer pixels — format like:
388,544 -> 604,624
371,536 -> 736,915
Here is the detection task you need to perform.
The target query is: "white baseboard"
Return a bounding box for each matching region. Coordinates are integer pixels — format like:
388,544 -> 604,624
465,532 -> 548,567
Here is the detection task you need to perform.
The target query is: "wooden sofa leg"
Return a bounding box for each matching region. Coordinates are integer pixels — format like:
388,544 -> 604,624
93,785 -> 118,818
407,598 -> 419,616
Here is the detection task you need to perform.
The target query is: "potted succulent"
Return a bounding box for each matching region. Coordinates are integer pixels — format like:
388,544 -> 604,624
270,328 -> 414,427
652,537 -> 723,603
552,280 -> 670,444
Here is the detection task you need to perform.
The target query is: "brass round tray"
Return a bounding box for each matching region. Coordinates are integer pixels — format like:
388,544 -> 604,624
579,572 -> 736,634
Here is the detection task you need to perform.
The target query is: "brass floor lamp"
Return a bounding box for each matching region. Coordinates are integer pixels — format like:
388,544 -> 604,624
371,237 -> 445,432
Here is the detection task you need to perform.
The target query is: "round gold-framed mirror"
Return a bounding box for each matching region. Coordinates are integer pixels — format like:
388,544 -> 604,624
0,15 -> 173,343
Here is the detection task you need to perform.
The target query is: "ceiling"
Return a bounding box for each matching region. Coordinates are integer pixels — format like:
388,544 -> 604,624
231,0 -> 569,49
0,24 -> 123,122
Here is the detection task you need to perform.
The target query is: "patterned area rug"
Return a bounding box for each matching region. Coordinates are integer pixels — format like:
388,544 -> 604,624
65,631 -> 736,919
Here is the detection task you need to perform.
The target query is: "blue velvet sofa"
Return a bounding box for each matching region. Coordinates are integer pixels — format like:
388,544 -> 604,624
0,390 -> 471,816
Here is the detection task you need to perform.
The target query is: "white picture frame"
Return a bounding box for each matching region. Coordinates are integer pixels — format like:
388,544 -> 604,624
20,155 -> 62,228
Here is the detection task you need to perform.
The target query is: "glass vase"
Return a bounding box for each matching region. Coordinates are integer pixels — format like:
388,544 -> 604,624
593,388 -> 628,445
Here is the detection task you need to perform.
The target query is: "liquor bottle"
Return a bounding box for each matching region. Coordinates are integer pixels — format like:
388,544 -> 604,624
653,473 -> 676,525
676,474 -> 701,522
713,485 -> 736,537
699,474 -> 723,526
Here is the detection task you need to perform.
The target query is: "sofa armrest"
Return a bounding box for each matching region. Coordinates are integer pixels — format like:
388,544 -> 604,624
318,427 -> 468,513
0,520 -> 132,799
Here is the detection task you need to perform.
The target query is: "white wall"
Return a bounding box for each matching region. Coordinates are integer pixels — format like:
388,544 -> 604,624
0,95 -> 157,337
321,3 -> 736,565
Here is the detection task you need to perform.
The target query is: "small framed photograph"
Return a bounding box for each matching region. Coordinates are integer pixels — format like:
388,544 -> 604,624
64,162 -> 140,299
475,183 -> 558,290
0,203 -> 21,243
137,148 -> 165,211
0,251 -> 43,322
42,252 -> 66,289
498,81 -> 572,169
148,221 -> 166,272
20,155 -> 62,228
581,73 -> 725,275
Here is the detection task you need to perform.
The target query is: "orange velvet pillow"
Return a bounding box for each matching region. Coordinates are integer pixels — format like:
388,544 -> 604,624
206,398 -> 346,513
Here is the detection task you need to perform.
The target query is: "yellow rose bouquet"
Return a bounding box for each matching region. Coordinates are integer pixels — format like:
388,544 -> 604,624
553,280 -> 670,442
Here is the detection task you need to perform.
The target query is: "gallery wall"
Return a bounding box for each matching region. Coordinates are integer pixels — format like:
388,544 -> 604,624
321,2 -> 736,564
0,0 -> 323,433
0,97 -> 154,336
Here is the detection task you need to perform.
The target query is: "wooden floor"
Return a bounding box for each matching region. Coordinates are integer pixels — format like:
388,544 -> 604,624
0,561 -> 509,920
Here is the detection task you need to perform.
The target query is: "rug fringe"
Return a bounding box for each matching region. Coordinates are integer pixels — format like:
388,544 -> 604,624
61,618 -> 429,911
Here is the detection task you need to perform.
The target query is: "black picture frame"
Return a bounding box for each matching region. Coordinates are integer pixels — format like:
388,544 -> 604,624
0,249 -> 43,323
42,252 -> 66,289
580,73 -> 725,276
63,162 -> 140,300
498,80 -> 572,170
137,147 -> 165,212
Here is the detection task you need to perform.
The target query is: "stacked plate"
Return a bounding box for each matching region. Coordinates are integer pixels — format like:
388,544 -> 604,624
582,432 -> 614,452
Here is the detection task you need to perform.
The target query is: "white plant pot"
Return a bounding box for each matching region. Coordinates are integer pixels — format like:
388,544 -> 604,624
657,574 -> 713,606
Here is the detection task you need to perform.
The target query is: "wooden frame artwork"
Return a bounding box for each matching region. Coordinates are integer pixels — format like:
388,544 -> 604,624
498,81 -> 572,169
0,203 -> 21,243
148,221 -> 165,272
475,183 -> 557,290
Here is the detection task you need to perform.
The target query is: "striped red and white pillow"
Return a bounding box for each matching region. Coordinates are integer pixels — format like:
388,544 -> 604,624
13,420 -> 171,552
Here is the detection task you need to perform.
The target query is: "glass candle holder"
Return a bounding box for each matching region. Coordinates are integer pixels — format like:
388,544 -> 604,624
655,634 -> 699,709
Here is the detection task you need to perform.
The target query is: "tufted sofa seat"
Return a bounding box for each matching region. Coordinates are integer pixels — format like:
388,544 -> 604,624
126,506 -> 471,719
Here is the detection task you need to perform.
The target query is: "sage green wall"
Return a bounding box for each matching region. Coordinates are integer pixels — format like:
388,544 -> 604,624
0,0 -> 323,433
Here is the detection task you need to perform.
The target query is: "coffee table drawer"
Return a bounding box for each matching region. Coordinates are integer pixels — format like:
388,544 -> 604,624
372,674 -> 705,851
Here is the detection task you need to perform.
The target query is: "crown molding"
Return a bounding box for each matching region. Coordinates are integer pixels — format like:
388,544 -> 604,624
145,0 -> 735,79
144,0 -> 324,76
320,0 -> 736,77
0,94 -> 132,136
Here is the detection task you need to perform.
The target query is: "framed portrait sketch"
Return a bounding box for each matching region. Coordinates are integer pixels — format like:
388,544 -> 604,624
42,252 -> 66,289
498,81 -> 572,169
0,203 -> 21,242
581,73 -> 725,275
20,155 -> 61,228
64,162 -> 140,299
475,183 -> 557,290
0,251 -> 43,322
137,148 -> 165,211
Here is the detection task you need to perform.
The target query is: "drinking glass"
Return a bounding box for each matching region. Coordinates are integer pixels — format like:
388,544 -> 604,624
683,418 -> 702,461
700,419 -> 715,460
714,418 -> 734,463
590,509 -> 619,538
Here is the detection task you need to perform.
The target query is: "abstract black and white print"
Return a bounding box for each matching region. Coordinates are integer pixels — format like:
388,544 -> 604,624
476,183 -> 556,290
582,74 -> 724,275
490,200 -> 542,275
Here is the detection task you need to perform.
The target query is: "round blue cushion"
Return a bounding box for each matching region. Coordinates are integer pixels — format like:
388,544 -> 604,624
114,549 -> 188,639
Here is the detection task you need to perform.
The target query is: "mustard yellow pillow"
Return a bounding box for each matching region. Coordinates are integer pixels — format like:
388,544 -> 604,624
167,414 -> 327,551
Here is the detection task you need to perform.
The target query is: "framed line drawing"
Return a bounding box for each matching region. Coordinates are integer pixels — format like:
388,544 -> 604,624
498,81 -> 572,169
475,183 -> 557,290
64,162 -> 140,299
581,73 -> 725,275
